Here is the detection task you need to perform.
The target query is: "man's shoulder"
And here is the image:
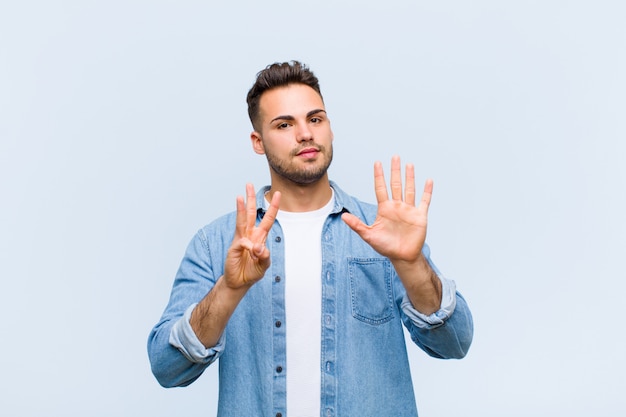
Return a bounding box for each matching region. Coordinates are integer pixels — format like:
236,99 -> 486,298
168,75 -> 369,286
331,182 -> 377,220
206,209 -> 238,227
194,210 -> 238,242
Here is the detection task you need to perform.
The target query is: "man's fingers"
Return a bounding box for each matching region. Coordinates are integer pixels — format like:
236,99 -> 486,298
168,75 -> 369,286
405,163 -> 416,206
245,183 -> 257,234
373,161 -> 389,204
235,238 -> 264,262
258,191 -> 281,234
390,155 -> 403,201
237,184 -> 280,251
234,195 -> 246,238
341,212 -> 367,236
419,179 -> 434,213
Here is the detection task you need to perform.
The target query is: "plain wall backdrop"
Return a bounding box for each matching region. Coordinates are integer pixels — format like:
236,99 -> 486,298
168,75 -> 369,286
1,1 -> 624,416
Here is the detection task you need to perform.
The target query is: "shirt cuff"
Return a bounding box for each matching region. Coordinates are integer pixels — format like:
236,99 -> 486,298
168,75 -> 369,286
169,303 -> 225,364
400,275 -> 457,329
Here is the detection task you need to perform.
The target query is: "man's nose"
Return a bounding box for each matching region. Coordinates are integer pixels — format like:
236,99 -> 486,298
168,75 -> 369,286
296,123 -> 313,142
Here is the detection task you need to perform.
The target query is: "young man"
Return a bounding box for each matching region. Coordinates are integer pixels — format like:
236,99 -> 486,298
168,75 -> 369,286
148,61 -> 473,417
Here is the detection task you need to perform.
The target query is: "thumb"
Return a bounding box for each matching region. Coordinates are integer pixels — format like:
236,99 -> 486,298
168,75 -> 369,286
341,212 -> 365,235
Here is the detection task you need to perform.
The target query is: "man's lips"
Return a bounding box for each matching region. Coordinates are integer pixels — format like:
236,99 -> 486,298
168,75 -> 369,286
296,147 -> 320,157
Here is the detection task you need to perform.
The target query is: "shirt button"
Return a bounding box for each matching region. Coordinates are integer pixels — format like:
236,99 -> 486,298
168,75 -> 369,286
275,236 -> 282,242
274,276 -> 281,283
276,366 -> 283,373
275,320 -> 282,328
276,413 -> 282,417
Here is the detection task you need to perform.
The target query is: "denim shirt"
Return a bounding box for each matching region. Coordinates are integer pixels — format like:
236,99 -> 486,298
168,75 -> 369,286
148,182 -> 473,417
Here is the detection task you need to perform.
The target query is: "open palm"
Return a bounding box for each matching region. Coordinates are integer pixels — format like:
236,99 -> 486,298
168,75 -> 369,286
341,156 -> 432,263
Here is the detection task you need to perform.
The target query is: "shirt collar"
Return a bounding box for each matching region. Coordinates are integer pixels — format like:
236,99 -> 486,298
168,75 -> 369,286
256,181 -> 355,216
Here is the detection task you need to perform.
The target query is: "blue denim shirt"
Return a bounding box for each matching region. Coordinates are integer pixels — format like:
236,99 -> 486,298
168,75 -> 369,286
148,182 -> 473,417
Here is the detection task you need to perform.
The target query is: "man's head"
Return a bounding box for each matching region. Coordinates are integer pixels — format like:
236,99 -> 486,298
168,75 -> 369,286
247,61 -> 322,133
247,61 -> 333,187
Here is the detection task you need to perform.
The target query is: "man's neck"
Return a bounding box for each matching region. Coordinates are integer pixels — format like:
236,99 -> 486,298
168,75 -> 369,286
267,177 -> 332,213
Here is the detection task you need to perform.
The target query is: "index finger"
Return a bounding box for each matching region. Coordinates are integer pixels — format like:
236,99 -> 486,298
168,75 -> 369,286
257,191 -> 281,234
417,179 -> 434,215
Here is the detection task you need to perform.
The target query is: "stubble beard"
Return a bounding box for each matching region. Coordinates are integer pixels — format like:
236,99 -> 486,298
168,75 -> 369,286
265,144 -> 333,185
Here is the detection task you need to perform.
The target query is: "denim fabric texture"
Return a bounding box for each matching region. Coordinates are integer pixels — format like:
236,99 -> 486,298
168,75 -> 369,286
148,181 -> 473,417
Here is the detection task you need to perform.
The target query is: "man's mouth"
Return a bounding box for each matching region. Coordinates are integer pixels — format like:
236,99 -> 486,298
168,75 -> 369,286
296,147 -> 320,158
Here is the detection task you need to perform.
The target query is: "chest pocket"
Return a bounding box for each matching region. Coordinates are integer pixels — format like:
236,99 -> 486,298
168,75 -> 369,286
348,258 -> 395,325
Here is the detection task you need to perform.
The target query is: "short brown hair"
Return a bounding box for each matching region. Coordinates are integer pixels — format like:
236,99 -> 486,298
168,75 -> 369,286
246,61 -> 322,131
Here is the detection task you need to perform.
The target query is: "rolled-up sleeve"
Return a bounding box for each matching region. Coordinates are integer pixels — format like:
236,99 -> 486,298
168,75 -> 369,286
169,303 -> 226,364
400,275 -> 457,329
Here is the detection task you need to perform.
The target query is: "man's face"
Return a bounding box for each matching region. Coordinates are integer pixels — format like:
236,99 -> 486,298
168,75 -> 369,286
252,84 -> 334,185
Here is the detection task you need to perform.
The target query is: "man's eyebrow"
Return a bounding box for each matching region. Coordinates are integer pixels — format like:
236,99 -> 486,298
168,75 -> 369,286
270,115 -> 295,123
307,109 -> 327,118
270,109 -> 327,124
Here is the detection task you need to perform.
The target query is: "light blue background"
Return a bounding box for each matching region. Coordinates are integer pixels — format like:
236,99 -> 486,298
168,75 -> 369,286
1,1 -> 624,416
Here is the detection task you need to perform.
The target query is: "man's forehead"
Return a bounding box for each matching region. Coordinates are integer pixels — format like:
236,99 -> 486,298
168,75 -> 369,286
259,84 -> 325,117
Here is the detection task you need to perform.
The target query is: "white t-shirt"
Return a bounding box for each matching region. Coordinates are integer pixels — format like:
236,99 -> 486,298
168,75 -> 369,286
274,191 -> 334,417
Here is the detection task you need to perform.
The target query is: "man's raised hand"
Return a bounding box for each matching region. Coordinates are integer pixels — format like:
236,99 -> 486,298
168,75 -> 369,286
341,155 -> 433,264
224,183 -> 281,289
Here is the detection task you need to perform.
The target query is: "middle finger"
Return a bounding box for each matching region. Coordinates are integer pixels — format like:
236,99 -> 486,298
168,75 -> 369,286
390,155 -> 403,201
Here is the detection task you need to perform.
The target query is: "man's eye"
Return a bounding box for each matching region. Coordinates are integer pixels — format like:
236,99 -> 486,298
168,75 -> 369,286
278,123 -> 290,129
310,117 -> 321,123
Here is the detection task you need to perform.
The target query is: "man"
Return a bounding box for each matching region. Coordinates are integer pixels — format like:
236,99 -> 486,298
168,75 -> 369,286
148,61 -> 473,417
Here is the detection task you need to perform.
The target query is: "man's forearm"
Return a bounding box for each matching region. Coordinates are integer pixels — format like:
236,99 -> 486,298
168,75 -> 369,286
189,276 -> 249,348
394,254 -> 442,315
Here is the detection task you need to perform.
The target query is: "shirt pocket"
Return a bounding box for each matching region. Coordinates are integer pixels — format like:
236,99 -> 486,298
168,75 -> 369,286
348,258 -> 394,325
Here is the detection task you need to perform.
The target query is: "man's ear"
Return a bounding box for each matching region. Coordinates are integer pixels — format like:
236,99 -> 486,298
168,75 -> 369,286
250,131 -> 265,155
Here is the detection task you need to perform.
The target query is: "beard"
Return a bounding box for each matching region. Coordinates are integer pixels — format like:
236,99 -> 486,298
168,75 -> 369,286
265,143 -> 333,185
